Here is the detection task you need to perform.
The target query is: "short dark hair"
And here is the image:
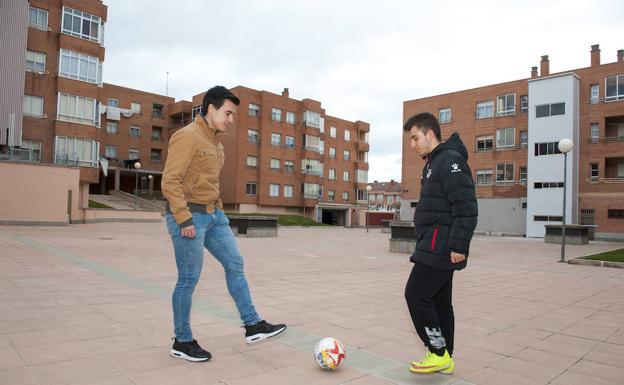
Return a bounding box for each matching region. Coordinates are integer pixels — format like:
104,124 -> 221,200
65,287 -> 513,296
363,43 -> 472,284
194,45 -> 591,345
202,86 -> 240,116
403,112 -> 441,141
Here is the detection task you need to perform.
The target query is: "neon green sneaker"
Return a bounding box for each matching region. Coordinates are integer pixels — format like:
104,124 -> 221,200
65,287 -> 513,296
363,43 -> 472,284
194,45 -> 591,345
409,349 -> 454,374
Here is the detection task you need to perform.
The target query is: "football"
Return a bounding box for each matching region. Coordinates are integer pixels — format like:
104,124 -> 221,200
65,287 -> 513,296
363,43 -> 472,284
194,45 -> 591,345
314,337 -> 346,370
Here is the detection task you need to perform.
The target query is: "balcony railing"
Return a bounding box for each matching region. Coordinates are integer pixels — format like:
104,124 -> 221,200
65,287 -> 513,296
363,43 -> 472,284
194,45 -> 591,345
588,136 -> 624,144
475,143 -> 528,153
586,177 -> 624,184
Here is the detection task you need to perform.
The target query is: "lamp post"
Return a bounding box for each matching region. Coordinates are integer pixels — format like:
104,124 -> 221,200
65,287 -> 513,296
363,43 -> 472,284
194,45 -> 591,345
148,174 -> 154,200
133,161 -> 141,208
558,138 -> 574,263
366,185 -> 372,232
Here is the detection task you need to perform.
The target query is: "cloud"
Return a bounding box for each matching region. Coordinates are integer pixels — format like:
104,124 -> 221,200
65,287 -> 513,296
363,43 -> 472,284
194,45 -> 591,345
102,0 -> 623,181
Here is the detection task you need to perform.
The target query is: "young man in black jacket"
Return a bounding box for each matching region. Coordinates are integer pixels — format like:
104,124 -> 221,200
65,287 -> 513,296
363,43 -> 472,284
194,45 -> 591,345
403,112 -> 478,374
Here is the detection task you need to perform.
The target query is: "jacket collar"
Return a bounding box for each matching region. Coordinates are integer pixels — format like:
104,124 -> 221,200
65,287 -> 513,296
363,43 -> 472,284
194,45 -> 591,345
194,115 -> 219,140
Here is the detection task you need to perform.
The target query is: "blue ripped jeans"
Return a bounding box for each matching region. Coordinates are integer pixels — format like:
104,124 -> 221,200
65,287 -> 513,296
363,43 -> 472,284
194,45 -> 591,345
166,210 -> 261,342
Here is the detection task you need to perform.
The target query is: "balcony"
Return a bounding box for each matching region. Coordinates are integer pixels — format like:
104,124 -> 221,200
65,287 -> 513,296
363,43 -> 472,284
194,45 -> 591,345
586,177 -> 624,184
356,141 -> 370,152
475,143 -> 528,153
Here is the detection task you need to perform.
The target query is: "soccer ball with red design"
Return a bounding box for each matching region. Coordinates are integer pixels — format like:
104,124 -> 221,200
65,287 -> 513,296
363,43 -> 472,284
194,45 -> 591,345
314,337 -> 346,370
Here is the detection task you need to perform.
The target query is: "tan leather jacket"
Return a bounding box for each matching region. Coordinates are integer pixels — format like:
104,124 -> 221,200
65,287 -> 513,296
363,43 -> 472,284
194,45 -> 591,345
162,115 -> 224,227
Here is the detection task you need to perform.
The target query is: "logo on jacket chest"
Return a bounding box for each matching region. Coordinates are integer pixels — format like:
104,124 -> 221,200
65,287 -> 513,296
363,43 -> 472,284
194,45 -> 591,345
451,163 -> 461,173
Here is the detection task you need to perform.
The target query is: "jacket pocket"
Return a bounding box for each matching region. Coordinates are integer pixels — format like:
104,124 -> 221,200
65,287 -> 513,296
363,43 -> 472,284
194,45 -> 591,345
188,176 -> 200,194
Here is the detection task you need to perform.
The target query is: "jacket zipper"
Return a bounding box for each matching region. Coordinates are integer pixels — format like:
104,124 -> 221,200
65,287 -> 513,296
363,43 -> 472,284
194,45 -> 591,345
431,225 -> 439,251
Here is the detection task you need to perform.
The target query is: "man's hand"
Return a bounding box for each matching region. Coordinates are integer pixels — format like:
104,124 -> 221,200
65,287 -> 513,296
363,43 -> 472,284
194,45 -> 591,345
181,225 -> 196,239
450,251 -> 465,264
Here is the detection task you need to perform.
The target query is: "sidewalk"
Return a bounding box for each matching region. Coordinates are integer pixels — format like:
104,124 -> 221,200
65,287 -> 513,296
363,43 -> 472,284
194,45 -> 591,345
1,223 -> 623,385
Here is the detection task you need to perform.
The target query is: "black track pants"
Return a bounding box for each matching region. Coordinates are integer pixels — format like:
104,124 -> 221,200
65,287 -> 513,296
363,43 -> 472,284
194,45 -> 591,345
405,262 -> 454,356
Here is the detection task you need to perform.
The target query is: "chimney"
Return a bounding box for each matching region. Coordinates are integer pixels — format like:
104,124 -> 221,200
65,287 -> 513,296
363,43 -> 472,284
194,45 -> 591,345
591,44 -> 601,67
531,66 -> 538,78
282,88 -> 289,98
540,55 -> 550,76
618,49 -> 624,62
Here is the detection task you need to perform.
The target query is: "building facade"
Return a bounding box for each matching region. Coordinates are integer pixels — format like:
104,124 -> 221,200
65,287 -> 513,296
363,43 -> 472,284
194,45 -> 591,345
191,87 -> 371,225
402,45 -> 624,240
367,180 -> 403,212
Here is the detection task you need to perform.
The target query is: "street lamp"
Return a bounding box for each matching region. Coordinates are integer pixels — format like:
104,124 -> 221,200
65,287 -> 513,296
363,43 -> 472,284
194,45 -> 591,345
133,161 -> 141,208
366,185 -> 372,232
558,138 -> 574,263
148,174 -> 154,200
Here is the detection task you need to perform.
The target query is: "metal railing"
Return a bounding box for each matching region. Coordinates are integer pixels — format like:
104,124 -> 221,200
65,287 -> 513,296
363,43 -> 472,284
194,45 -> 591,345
586,177 -> 624,184
588,136 -> 624,144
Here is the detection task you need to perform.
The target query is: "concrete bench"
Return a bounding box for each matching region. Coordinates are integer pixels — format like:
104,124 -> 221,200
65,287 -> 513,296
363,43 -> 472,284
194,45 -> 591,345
389,220 -> 417,253
544,224 -> 594,245
381,219 -> 392,233
228,216 -> 278,237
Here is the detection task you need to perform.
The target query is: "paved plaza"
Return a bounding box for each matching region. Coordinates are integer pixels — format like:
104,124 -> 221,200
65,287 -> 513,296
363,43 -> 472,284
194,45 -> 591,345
1,222 -> 623,385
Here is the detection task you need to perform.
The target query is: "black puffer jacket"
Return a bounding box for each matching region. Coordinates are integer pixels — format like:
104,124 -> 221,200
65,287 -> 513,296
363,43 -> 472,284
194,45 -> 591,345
411,132 -> 478,271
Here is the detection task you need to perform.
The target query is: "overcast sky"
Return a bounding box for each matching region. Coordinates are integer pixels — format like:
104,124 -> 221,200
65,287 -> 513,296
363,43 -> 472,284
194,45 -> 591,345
102,0 -> 623,182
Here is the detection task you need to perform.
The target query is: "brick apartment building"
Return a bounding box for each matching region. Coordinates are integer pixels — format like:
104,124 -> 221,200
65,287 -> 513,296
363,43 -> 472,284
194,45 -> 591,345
0,0 -> 370,225
190,87 -> 371,225
402,45 -> 624,240
367,180 -> 403,212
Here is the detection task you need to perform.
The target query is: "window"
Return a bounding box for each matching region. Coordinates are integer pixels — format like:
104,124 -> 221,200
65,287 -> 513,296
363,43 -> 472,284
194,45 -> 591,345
344,130 -> 351,141
439,108 -> 452,123
130,126 -> 141,137
248,129 -> 259,144
26,51 -> 46,73
128,149 -> 139,160
270,158 -> 280,170
286,111 -> 296,124
328,190 -> 335,202
590,163 -> 599,179
61,6 -> 102,43
246,183 -> 257,195
303,183 -> 322,199
590,123 -> 600,142
285,135 -> 295,148
388,195 -> 394,204
269,184 -> 280,197
342,192 -> 349,201
246,155 -> 258,168
343,171 -> 350,181
476,101 -> 494,119
15,139 -> 41,162
192,106 -> 202,119
534,215 -> 563,222
303,134 -> 321,152
496,163 -> 514,183
284,160 -> 294,173
106,121 -> 118,134
476,136 -> 493,152
152,104 -> 163,118
590,84 -> 599,104
329,147 -> 336,159
29,7 -> 48,30
54,136 -> 100,167
608,210 -> 624,219
377,194 -> 384,202
476,169 -> 493,185
248,103 -> 260,117
520,131 -> 528,145
108,98 -> 119,107
131,102 -> 141,113
534,142 -> 562,156
519,167 -> 527,183
57,93 -> 100,126
605,74 -> 624,102
536,102 -> 565,118
496,127 -> 515,148
343,150 -> 350,161
520,95 -> 528,113
23,95 -> 44,117
330,126 -> 337,138
496,94 -> 516,116
533,182 -> 563,189
271,133 -> 281,146
59,49 -> 103,85
151,127 -> 162,140
329,169 -> 336,180
271,108 -> 282,121
356,169 -> 368,184
105,145 -> 117,158
304,110 -> 320,128
150,149 -> 162,162
301,159 -> 323,176
284,185 -> 293,198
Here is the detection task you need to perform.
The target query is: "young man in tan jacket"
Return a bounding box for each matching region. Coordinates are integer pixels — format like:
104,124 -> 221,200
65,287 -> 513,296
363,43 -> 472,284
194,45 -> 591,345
162,86 -> 286,362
